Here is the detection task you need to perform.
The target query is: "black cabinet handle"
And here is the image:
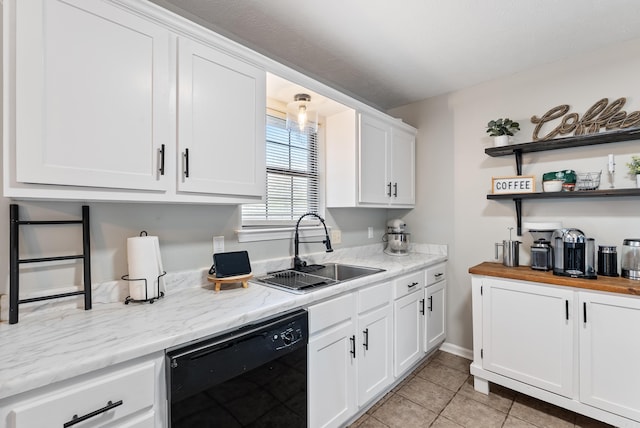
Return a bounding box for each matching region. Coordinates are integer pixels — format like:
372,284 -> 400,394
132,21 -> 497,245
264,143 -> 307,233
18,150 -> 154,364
583,302 -> 587,323
63,400 -> 123,427
387,182 -> 392,197
184,148 -> 190,178
565,300 -> 569,320
159,144 -> 165,176
350,335 -> 356,358
363,328 -> 369,350
407,282 -> 418,289
429,296 -> 433,312
393,182 -> 398,197
420,298 -> 425,315
434,272 -> 444,278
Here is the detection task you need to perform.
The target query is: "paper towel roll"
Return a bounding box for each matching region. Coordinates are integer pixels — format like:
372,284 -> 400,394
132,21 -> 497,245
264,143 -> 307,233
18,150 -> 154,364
127,235 -> 165,300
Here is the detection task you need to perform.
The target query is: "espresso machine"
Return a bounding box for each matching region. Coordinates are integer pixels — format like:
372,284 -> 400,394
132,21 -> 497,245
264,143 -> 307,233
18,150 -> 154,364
553,228 -> 597,279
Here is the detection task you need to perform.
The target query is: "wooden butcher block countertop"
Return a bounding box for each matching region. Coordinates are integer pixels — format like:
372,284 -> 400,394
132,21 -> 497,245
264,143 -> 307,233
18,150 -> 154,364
469,262 -> 640,296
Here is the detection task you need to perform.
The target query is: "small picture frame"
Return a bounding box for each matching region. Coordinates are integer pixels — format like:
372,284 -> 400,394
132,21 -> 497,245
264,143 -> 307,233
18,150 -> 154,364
492,175 -> 536,194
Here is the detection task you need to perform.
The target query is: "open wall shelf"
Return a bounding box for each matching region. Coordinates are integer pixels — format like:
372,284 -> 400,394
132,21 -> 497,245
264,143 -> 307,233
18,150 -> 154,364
485,128 -> 640,175
485,128 -> 640,235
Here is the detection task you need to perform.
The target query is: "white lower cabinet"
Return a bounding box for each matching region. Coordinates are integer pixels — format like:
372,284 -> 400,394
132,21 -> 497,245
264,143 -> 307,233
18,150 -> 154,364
308,293 -> 357,428
579,292 -> 640,422
308,280 -> 394,428
471,275 -> 640,427
357,282 -> 393,407
0,353 -> 165,428
393,270 -> 425,377
481,278 -> 575,398
424,263 -> 447,353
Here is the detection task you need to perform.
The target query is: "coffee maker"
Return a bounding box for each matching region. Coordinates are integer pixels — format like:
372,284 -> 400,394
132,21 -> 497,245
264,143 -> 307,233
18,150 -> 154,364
553,228 -> 597,279
525,222 -> 561,271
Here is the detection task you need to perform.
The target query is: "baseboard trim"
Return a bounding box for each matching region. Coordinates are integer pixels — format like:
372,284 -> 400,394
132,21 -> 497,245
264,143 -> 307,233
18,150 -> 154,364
439,341 -> 473,360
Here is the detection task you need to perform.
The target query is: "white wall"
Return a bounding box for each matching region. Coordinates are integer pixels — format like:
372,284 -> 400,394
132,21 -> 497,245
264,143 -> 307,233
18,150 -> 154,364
390,37 -> 640,352
0,200 -> 388,296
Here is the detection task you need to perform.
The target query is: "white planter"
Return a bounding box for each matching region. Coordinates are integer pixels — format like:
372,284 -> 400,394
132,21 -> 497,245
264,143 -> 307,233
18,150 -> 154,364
636,174 -> 640,188
493,135 -> 509,147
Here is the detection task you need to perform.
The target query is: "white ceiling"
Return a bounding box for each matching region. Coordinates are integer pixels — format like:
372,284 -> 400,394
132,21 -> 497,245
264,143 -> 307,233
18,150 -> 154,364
151,0 -> 640,110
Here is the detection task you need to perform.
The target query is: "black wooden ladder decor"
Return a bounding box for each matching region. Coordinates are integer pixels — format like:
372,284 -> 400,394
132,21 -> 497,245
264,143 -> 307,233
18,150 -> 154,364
9,204 -> 92,324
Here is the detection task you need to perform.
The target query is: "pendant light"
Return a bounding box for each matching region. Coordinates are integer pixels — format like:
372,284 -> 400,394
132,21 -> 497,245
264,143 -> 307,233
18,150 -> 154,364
287,93 -> 318,133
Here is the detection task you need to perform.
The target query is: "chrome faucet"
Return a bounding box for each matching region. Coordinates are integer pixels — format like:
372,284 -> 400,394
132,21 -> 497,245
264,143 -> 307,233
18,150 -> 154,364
293,213 -> 333,270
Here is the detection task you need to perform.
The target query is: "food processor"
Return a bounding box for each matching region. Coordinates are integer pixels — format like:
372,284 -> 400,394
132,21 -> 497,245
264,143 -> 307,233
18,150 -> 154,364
384,219 -> 409,256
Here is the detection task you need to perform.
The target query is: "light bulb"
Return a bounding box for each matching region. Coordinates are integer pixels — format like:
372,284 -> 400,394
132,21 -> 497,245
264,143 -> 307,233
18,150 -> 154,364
298,105 -> 307,131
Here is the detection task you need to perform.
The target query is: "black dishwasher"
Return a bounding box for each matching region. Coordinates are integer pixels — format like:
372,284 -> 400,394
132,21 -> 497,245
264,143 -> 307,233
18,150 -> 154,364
166,309 -> 308,427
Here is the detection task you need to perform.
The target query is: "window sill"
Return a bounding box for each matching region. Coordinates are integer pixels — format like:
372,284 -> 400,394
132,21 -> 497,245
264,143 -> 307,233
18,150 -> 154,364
236,225 -> 329,243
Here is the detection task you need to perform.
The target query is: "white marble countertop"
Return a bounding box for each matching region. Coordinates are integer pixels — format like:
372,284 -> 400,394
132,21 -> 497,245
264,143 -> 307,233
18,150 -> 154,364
0,244 -> 447,401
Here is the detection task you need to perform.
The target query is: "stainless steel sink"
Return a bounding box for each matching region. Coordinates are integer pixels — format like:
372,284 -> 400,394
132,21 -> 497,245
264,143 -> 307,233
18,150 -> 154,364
303,263 -> 384,282
254,263 -> 384,293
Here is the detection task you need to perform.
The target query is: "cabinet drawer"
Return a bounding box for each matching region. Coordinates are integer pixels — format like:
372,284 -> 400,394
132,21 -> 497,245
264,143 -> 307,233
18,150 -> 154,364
9,360 -> 155,428
309,293 -> 355,335
393,271 -> 424,299
358,281 -> 392,314
426,263 -> 446,286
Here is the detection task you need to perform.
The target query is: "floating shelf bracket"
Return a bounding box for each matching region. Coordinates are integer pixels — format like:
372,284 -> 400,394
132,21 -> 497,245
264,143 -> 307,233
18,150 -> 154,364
9,204 -> 92,324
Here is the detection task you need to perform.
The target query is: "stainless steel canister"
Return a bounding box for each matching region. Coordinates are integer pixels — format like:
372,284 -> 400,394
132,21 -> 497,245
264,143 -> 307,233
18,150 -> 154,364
495,240 -> 521,267
621,239 -> 640,280
597,245 -> 618,277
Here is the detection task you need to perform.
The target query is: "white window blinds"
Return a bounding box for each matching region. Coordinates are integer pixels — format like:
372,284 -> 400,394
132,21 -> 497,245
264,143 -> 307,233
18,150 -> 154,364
242,114 -> 319,224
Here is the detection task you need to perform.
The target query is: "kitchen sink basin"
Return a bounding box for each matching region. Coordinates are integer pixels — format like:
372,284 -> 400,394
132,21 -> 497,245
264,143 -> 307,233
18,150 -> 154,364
254,263 -> 384,293
303,263 -> 384,282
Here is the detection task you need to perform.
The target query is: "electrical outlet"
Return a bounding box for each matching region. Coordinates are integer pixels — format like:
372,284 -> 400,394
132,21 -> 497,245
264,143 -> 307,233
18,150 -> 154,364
213,236 -> 225,253
368,227 -> 374,239
331,229 -> 342,245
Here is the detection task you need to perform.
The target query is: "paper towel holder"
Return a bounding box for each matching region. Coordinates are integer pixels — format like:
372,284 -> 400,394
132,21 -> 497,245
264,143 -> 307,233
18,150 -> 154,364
123,230 -> 165,304
122,271 -> 166,304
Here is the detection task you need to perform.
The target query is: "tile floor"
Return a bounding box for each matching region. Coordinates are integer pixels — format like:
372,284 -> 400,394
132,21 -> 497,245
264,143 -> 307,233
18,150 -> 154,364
349,351 -> 614,428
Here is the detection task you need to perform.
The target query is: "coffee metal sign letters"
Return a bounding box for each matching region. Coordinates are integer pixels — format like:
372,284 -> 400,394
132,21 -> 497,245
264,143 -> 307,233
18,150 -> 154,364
530,97 -> 640,141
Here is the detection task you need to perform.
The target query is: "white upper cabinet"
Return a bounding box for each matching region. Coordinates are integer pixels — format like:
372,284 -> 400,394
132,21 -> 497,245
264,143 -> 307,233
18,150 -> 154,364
12,0 -> 171,192
326,110 -> 416,208
4,0 -> 266,204
176,37 -> 265,197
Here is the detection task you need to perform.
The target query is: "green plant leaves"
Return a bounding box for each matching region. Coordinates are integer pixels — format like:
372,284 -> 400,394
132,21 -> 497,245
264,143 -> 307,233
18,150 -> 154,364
486,117 -> 520,136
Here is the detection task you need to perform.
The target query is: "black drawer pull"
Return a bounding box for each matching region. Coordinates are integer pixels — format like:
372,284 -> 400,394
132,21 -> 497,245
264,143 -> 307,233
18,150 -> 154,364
350,335 -> 356,358
393,182 -> 398,197
159,143 -> 165,176
434,272 -> 444,278
184,148 -> 190,178
420,298 -> 425,315
387,182 -> 392,197
428,296 -> 433,312
583,302 -> 587,323
63,400 -> 123,427
407,281 -> 419,288
363,328 -> 369,350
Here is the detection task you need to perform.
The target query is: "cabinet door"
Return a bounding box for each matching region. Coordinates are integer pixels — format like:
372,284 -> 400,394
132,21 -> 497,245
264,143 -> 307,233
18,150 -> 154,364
177,37 -> 265,198
425,281 -> 446,353
358,304 -> 393,406
13,0 -> 170,191
482,279 -> 575,398
308,322 -> 356,428
359,114 -> 391,204
8,360 -> 155,428
393,289 -> 424,377
389,127 -> 415,206
579,292 -> 640,421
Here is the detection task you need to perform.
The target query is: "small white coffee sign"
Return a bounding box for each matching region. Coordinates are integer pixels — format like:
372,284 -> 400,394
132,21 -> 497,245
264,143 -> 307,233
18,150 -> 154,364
492,175 -> 536,194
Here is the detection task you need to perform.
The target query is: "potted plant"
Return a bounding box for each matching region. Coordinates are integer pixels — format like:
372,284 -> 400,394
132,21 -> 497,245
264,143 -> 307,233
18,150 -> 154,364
486,118 -> 520,147
626,155 -> 640,187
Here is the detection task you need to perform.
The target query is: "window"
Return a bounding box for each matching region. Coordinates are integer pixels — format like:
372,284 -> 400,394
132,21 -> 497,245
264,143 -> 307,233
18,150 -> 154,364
242,114 -> 319,226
